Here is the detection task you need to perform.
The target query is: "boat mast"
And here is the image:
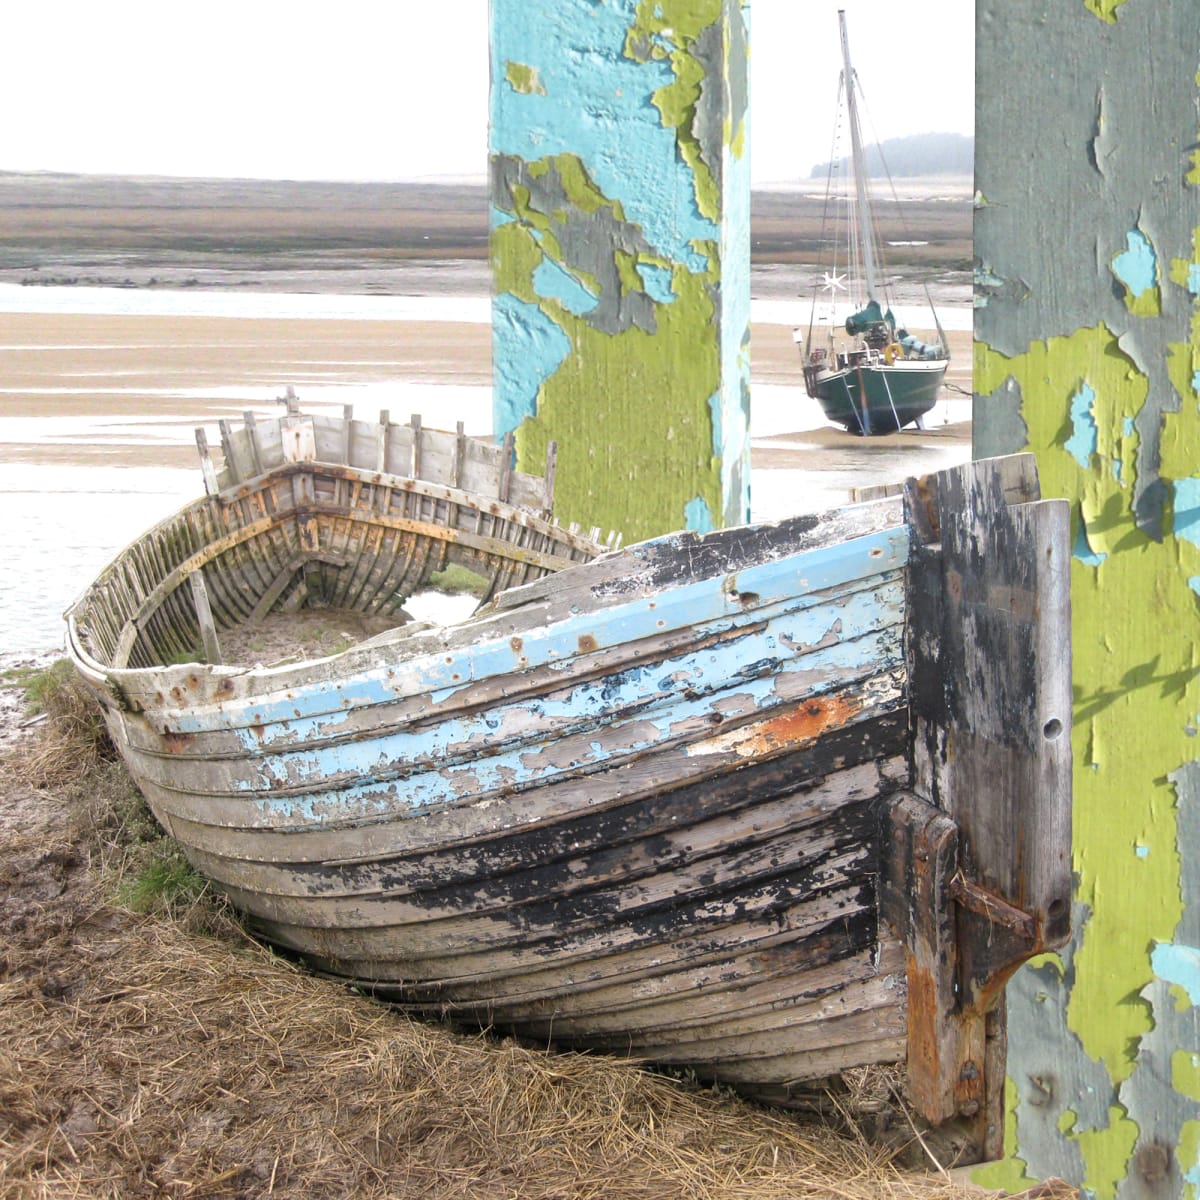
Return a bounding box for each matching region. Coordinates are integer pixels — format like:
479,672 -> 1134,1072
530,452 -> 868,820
838,10 -> 879,299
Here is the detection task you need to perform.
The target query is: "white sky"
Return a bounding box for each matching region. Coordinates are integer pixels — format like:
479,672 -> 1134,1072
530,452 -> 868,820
1,1 -> 972,185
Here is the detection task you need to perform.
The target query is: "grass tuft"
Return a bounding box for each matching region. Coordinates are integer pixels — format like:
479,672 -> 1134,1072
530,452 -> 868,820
429,563 -> 491,596
116,841 -> 208,914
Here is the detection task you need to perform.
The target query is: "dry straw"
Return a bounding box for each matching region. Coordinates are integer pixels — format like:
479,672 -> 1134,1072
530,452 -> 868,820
0,670 -> 1075,1200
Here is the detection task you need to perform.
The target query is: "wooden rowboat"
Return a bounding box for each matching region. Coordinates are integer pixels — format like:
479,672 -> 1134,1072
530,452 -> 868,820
66,399 -> 1071,1156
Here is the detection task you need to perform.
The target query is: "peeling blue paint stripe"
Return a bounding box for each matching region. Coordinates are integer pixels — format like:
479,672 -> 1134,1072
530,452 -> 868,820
225,580 -> 904,757
1073,522 -> 1107,567
492,293 -> 572,436
165,525 -> 910,734
532,257 -> 599,315
228,630 -> 904,823
224,618 -> 904,800
638,261 -> 676,303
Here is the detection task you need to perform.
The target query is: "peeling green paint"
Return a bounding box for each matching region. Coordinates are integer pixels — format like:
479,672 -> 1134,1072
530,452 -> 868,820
625,0 -> 727,221
1075,1106 -> 1140,1200
1172,1049 -> 1200,1100
1181,1120 -> 1200,1200
973,3 -> 1200,1178
492,149 -> 729,539
515,250 -> 723,542
975,316 -> 1200,1182
1083,0 -> 1130,22
504,60 -> 545,95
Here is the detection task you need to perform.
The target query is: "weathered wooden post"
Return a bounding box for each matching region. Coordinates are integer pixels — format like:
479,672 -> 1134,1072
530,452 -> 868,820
973,2 -> 1200,1194
489,0 -> 750,542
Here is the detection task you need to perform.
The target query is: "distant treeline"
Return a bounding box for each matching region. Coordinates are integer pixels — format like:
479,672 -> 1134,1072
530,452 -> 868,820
810,132 -> 974,178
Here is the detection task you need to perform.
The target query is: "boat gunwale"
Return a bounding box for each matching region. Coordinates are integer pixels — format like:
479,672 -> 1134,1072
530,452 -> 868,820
68,483 -> 908,720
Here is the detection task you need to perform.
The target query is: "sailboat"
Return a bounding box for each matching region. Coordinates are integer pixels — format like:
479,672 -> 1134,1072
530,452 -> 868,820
796,10 -> 949,436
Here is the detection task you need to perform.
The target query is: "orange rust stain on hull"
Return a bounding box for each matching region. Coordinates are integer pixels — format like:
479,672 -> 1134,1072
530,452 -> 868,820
689,693 -> 866,761
731,694 -> 863,757
161,730 -> 197,754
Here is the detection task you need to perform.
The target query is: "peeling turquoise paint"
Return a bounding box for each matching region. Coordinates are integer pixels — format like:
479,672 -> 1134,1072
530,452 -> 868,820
1152,942 -> 1200,1004
532,257 -> 598,315
490,1 -> 718,274
1174,478 -> 1200,546
490,0 -> 750,539
684,495 -> 715,532
1188,576 -> 1200,596
1065,384 -> 1099,466
1073,516 -> 1108,566
492,292 -> 572,433
637,260 -> 676,304
1111,228 -> 1158,297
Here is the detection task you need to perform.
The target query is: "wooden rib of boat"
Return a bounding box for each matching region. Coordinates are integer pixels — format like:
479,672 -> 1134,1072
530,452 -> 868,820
66,399 -> 1071,1156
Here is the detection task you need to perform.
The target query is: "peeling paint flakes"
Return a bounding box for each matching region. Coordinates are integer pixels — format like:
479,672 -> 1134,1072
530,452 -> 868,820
1182,1121 -> 1200,1200
1111,228 -> 1161,316
1174,478 -> 1200,548
1173,1050 -> 1200,1100
1078,493 -> 1115,562
1151,941 -> 1200,1005
1065,384 -> 1100,467
1073,521 -> 1107,568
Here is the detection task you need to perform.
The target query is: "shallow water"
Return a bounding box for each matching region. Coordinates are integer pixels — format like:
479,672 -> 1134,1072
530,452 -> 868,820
0,283 -> 494,325
1,286 -> 971,652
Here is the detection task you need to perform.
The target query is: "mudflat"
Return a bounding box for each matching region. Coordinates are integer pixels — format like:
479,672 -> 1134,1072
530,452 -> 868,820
0,308 -> 971,470
0,172 -> 973,473
0,172 -> 972,286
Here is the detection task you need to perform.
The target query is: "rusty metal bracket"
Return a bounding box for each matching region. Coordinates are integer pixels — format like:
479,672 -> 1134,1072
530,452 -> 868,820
882,792 -> 1049,1135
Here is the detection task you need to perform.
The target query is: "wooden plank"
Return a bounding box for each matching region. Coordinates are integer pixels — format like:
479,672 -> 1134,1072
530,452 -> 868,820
409,414 -> 422,481
376,410 -> 389,473
498,430 -> 514,502
340,405 -> 353,466
897,455 -> 1072,1147
189,569 -> 223,665
243,412 -> 264,478
194,428 -> 219,495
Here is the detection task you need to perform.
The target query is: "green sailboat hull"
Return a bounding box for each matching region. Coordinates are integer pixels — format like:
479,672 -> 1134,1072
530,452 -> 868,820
806,361 -> 946,435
